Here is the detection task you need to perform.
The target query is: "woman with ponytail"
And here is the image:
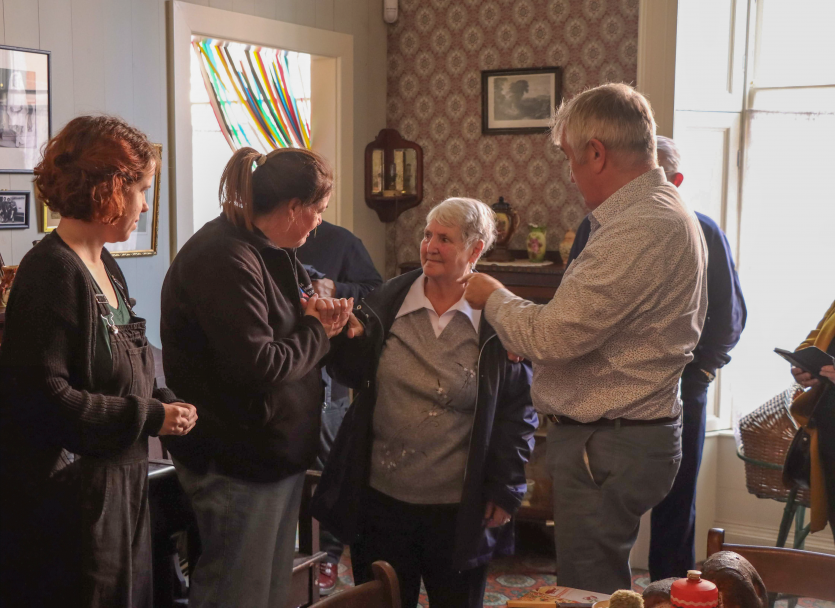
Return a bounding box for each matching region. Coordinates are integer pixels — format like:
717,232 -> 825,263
160,147 -> 352,607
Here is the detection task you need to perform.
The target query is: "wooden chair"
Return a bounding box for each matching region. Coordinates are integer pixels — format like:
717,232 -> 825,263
311,561 -> 401,608
707,527 -> 835,602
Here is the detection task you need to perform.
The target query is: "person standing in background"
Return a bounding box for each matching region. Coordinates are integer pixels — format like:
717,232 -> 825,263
788,302 -> 835,542
297,220 -> 383,595
567,135 -> 747,580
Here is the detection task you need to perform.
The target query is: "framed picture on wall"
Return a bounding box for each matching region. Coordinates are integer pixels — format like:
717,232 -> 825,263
482,67 -> 562,135
0,190 -> 30,229
42,200 -> 60,232
0,45 -> 51,173
104,143 -> 163,257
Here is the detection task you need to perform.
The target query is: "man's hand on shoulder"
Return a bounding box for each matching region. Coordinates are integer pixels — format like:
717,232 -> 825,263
460,273 -> 504,310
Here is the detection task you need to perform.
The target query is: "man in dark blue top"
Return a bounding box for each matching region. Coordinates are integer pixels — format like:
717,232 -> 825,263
297,220 -> 383,594
567,136 -> 747,581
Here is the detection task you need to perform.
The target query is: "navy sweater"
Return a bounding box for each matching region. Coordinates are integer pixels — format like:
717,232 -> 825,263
297,221 -> 382,301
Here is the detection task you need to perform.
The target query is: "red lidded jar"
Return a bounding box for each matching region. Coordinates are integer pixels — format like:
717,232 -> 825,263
671,570 -> 719,608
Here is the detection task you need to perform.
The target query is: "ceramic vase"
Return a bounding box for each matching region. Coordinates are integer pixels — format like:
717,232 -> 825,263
527,225 -> 547,263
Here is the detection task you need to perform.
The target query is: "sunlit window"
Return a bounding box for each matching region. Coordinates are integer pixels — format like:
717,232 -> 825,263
728,0 -> 835,420
189,38 -> 311,230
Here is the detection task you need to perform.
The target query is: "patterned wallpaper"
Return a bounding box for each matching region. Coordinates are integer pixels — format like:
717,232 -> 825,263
384,0 -> 639,276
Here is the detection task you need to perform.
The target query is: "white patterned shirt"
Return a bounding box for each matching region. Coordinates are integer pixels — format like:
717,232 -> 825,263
485,168 -> 707,421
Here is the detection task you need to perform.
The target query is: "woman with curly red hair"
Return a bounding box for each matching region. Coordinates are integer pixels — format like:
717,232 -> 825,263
0,115 -> 197,608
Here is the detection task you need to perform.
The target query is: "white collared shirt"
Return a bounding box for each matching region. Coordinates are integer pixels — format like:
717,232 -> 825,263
396,273 -> 481,338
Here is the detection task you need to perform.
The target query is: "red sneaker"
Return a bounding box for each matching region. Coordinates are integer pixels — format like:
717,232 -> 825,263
318,562 -> 338,595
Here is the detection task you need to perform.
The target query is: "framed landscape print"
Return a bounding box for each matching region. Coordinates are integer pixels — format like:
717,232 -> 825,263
105,143 -> 163,257
0,190 -> 30,228
482,67 -> 562,135
0,45 -> 51,173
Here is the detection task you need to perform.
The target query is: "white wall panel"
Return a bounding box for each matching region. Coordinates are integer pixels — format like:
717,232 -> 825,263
0,0 -> 6,45
39,0 -> 75,130
104,0 -> 135,122
3,0 -> 40,264
4,0 -> 40,47
71,0 -> 107,114
314,0 -> 334,31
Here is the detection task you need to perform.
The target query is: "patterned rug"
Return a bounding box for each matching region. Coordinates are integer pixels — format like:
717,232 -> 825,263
330,549 -> 835,608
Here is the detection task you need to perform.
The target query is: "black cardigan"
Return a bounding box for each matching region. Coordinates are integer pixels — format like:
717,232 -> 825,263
0,232 -> 170,491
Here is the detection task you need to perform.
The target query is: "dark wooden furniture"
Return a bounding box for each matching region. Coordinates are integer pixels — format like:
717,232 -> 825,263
365,129 -> 423,222
707,527 -> 835,602
312,561 -> 401,608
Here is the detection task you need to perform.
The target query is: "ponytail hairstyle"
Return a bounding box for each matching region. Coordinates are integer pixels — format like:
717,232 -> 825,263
219,147 -> 334,230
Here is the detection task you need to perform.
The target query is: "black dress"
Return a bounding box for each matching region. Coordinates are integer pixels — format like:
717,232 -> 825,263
0,233 -> 172,608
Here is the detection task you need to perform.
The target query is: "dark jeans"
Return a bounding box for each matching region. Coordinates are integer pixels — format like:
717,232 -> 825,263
314,370 -> 350,564
649,373 -> 710,581
352,487 -> 488,608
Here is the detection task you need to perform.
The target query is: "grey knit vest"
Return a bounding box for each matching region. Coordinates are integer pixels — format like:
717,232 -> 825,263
369,308 -> 479,504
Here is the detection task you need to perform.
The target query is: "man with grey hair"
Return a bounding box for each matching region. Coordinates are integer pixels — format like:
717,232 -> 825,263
567,135 -> 747,582
463,84 -> 708,593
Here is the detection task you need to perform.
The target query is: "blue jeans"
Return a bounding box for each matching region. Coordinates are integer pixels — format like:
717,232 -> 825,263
548,419 -> 682,594
649,373 -> 710,580
173,460 -> 304,608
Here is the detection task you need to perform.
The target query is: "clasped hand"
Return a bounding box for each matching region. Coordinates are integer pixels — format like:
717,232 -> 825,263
302,294 -> 354,338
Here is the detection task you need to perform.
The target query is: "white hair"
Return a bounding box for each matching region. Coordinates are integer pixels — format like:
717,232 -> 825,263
551,83 -> 656,166
655,135 -> 681,178
426,197 -> 497,263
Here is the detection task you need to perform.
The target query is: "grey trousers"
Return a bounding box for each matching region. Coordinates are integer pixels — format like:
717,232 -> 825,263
547,420 -> 682,594
173,460 -> 305,608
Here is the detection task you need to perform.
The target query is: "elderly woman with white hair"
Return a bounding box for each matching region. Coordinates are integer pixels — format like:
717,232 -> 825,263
312,197 -> 537,607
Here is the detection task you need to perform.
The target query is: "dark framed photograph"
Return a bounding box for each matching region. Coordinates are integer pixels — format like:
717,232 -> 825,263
482,67 -> 562,135
0,45 -> 51,173
0,190 -> 30,229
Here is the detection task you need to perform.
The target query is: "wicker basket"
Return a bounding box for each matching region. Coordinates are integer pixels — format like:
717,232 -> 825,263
736,387 -> 811,507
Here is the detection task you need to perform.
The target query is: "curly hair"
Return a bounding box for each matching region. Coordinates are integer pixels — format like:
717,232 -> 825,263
34,115 -> 159,224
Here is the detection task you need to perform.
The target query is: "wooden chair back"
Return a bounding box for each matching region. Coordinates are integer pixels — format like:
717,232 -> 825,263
312,561 -> 400,608
707,528 -> 835,601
